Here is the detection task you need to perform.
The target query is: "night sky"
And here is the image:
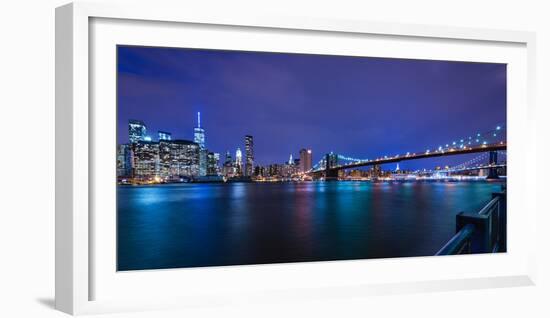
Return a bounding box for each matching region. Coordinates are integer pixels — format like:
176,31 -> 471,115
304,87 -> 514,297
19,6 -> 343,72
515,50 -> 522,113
117,45 -> 506,170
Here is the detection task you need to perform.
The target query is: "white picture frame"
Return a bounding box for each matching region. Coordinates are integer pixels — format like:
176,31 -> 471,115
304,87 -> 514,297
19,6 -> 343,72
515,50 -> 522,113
55,1 -> 537,315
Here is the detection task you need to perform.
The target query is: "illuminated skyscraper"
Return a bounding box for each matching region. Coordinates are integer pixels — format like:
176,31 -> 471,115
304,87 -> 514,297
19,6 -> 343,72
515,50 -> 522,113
133,141 -> 159,180
207,152 -> 218,176
222,151 -> 235,177
245,135 -> 254,177
193,112 -> 207,176
158,139 -> 200,179
235,147 -> 243,176
214,153 -> 221,175
193,112 -> 205,148
158,131 -> 172,141
116,144 -> 132,177
128,120 -> 147,144
299,148 -> 312,172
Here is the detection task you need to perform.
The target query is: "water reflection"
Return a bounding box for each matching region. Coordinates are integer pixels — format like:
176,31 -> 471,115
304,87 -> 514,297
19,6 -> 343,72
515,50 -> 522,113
117,181 -> 503,270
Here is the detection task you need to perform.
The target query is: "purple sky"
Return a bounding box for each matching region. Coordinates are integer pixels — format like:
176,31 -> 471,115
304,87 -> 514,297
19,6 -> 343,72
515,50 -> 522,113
117,45 -> 506,170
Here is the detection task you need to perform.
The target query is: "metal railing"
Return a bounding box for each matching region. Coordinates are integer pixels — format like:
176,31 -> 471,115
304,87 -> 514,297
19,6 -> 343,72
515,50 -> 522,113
436,191 -> 506,255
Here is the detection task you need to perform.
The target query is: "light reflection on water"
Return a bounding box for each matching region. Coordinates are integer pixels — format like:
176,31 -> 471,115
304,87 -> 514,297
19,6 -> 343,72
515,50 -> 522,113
117,181 -> 503,271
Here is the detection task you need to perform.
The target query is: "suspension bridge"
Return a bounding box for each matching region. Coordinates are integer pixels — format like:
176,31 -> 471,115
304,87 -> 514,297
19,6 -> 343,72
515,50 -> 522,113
414,151 -> 507,177
306,125 -> 507,180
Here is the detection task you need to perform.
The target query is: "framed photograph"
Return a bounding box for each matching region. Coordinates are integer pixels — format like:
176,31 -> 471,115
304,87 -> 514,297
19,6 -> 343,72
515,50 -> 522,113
56,2 -> 537,315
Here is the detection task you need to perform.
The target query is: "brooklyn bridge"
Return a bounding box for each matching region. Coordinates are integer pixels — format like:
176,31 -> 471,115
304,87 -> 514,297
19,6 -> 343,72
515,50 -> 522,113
306,125 -> 506,180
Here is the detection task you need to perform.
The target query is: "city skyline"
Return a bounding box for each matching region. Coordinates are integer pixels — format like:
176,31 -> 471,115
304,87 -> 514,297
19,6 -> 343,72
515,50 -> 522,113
117,45 -> 506,170
118,113 -> 505,183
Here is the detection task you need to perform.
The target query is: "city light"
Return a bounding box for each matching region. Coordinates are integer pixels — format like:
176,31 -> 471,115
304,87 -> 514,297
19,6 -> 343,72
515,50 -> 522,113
120,119 -> 506,183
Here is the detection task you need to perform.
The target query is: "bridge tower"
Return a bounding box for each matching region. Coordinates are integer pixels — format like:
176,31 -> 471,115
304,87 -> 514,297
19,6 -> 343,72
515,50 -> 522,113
487,150 -> 499,180
325,153 -> 339,180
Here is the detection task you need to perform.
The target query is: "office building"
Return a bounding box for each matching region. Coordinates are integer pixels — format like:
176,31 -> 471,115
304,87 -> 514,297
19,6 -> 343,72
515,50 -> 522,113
158,131 -> 172,141
207,151 -> 218,176
193,112 -> 207,176
116,144 -> 132,177
159,139 -> 200,179
299,148 -> 312,172
222,151 -> 235,177
128,120 -> 147,144
235,147 -> 243,176
213,153 -> 221,175
133,141 -> 159,180
245,135 -> 254,177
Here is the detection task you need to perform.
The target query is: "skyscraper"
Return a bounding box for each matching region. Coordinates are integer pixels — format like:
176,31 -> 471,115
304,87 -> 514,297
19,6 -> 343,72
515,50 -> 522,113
235,147 -> 243,176
133,141 -> 160,180
299,149 -> 312,173
213,152 -> 221,175
158,131 -> 172,141
245,135 -> 254,177
116,144 -> 133,177
207,152 -> 218,176
193,112 -> 205,148
193,112 -> 207,176
224,151 -> 232,164
158,139 -> 200,179
128,120 -> 147,144
222,151 -> 235,178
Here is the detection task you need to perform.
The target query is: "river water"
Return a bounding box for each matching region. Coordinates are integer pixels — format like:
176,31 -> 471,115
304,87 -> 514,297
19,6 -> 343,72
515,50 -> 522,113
117,181 -> 503,271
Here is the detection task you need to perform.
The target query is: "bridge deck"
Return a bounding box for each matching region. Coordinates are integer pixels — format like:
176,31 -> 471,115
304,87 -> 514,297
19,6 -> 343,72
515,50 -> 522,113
322,143 -> 506,171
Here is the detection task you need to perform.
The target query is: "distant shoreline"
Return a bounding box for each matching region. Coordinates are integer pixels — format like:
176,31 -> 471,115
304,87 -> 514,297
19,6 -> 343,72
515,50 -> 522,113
117,177 -> 506,186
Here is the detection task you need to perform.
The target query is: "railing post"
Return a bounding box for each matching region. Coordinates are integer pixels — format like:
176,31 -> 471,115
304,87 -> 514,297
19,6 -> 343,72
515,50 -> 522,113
456,212 -> 491,253
492,191 -> 507,252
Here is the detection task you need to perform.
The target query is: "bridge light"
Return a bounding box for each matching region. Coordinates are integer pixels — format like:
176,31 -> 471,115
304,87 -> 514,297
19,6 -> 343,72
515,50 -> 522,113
496,126 -> 501,130
477,133 -> 481,137
476,139 -> 479,142
445,144 -> 449,147
460,139 -> 464,143
426,150 -> 430,154
493,133 -> 497,137
452,141 -> 456,145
